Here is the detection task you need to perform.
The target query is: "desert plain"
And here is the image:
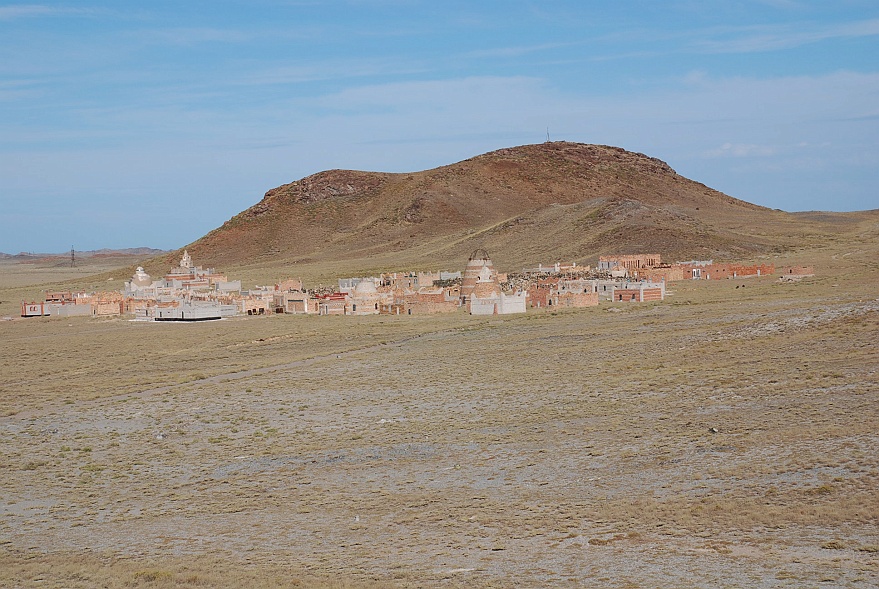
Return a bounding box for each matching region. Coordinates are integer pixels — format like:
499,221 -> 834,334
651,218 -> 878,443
1,230 -> 878,588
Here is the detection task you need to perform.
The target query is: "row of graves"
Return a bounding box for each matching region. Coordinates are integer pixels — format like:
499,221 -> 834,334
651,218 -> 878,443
595,253 -> 800,283
596,253 -> 814,285
21,251 -> 239,320
22,250 -> 814,320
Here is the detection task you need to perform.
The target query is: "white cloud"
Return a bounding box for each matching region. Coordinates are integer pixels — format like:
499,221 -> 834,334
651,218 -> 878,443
0,4 -> 54,19
0,4 -> 97,20
235,56 -> 428,86
704,143 -> 777,158
691,18 -> 879,54
3,67 -> 878,251
464,41 -> 582,59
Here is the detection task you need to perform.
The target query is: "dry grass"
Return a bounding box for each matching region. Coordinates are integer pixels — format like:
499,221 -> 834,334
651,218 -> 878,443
0,552 -> 394,589
0,240 -> 878,587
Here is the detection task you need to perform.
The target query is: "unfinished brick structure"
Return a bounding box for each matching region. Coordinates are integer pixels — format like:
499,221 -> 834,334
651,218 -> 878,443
612,281 -> 665,302
527,277 -> 559,308
701,263 -> 774,280
642,265 -> 687,283
380,271 -> 446,290
276,278 -> 304,292
44,291 -> 75,303
90,295 -> 125,316
277,292 -> 318,314
399,287 -> 459,315
553,291 -> 599,308
598,254 -> 661,272
317,294 -> 347,316
241,299 -> 268,315
21,302 -> 48,317
521,261 -> 583,274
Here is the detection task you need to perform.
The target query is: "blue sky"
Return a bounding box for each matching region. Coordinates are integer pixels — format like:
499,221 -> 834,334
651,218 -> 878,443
1,1 -> 877,253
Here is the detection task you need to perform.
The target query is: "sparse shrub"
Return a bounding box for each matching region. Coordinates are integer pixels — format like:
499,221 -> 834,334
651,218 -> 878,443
809,484 -> 834,495
132,568 -> 172,583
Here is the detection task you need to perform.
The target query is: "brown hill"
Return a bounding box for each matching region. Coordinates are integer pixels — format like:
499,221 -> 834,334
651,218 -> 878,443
170,142 -> 872,277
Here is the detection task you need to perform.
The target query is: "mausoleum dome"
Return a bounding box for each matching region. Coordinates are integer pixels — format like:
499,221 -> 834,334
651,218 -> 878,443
130,267 -> 152,287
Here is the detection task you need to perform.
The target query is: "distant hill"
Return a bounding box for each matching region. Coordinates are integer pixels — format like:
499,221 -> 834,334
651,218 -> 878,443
1,248 -> 166,259
169,142 -> 872,274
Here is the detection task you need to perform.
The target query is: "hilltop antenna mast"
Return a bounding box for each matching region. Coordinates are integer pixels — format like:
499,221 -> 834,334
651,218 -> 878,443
70,246 -> 75,268
546,127 -> 551,143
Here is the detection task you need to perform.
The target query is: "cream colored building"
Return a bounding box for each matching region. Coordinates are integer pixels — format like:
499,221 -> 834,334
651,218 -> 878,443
467,265 -> 526,315
347,278 -> 392,315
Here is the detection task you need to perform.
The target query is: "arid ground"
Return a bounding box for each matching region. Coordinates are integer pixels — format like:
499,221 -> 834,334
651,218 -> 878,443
1,237 -> 877,588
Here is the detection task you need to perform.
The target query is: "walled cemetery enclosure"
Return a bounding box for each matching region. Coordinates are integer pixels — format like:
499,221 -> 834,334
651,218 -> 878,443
0,240 -> 878,588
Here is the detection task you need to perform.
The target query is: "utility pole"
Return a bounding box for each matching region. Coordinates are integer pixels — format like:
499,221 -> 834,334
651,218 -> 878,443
71,246 -> 75,268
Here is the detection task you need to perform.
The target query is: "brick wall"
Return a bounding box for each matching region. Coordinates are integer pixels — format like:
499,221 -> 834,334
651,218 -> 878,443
406,300 -> 459,315
599,254 -> 662,270
612,287 -> 663,302
703,263 -> 774,279
92,300 -> 124,316
643,266 -> 686,282
553,292 -> 598,308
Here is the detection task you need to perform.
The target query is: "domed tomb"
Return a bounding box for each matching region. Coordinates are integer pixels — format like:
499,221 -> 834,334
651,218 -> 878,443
349,277 -> 384,315
461,249 -> 496,298
130,267 -> 152,287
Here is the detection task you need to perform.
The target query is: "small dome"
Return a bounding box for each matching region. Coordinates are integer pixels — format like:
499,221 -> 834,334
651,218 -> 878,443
131,267 -> 152,287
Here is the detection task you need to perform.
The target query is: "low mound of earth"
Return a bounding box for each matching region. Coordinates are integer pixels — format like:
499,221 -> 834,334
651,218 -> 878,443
157,142 -> 873,276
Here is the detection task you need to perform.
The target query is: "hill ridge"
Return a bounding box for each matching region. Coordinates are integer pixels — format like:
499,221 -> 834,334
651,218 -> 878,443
177,142 -> 855,275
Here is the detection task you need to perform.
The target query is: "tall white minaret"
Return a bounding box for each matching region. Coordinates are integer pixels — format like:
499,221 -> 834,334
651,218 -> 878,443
180,249 -> 192,268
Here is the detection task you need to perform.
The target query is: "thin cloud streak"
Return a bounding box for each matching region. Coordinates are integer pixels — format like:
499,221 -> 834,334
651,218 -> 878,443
0,4 -> 99,20
465,41 -> 585,59
690,18 -> 879,54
